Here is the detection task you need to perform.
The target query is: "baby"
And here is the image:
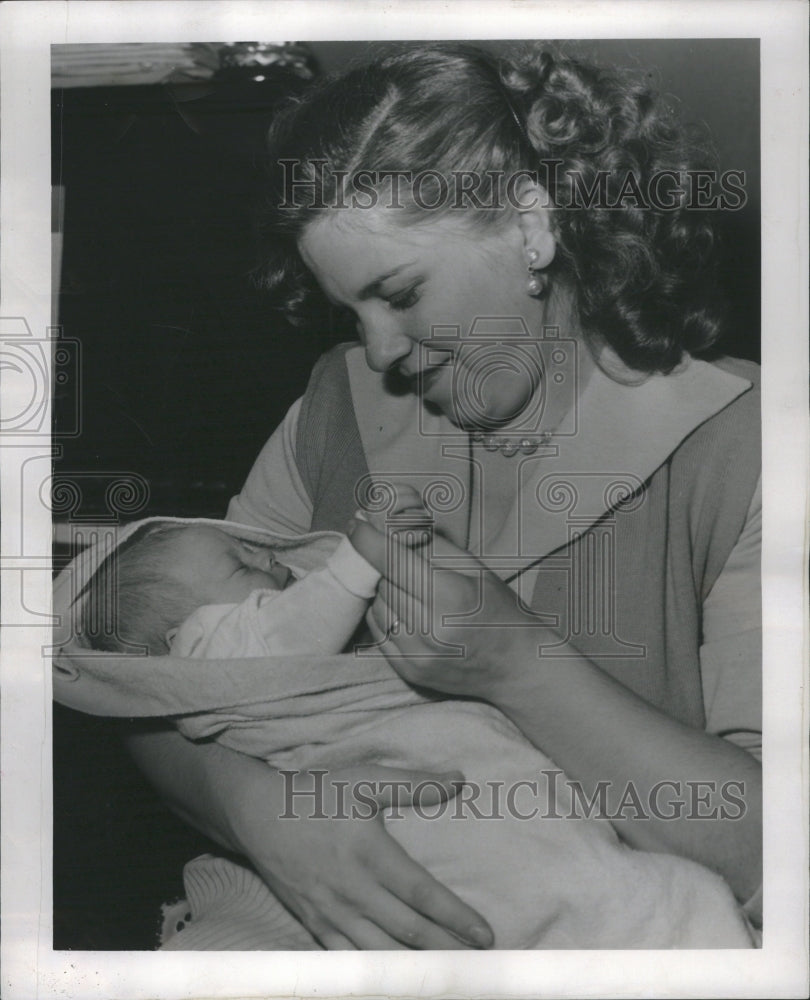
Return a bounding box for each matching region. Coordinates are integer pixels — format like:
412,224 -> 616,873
64,516 -> 755,952
79,522 -> 381,662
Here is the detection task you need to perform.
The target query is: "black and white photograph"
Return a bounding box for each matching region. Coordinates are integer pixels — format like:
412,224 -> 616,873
1,2 -> 808,999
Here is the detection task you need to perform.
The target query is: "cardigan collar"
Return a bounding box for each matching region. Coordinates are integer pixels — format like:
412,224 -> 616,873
346,345 -> 753,577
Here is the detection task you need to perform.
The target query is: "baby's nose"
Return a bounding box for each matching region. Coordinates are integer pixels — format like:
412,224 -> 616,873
244,546 -> 276,572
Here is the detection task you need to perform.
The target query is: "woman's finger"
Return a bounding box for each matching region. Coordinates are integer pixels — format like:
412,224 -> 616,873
313,928 -> 358,950
343,765 -> 466,810
332,913 -> 410,950
361,887 -> 473,950
308,896 -> 406,950
365,602 -> 428,667
368,587 -> 433,635
368,593 -> 401,635
367,593 -> 413,648
365,601 -> 439,674
320,847 -> 478,949
366,828 -> 494,948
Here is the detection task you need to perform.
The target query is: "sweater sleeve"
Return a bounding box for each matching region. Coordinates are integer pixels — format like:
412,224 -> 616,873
226,398 -> 313,534
700,476 -> 761,760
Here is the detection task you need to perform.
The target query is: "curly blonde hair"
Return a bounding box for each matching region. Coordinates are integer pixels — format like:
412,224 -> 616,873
256,43 -> 722,373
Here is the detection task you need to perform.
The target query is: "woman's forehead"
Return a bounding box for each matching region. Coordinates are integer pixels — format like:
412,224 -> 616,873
300,205 -> 429,255
298,208 -> 474,293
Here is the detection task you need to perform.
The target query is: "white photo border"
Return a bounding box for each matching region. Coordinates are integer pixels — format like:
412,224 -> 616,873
1,1 -> 808,998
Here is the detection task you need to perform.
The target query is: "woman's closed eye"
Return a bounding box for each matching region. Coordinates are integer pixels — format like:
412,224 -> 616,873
386,283 -> 421,311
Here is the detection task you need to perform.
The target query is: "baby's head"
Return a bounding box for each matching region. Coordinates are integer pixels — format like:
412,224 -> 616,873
78,524 -> 291,655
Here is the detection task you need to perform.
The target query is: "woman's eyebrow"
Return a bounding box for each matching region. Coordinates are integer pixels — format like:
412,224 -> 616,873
357,261 -> 417,301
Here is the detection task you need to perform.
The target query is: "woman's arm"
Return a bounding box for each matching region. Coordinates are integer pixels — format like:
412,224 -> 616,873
122,721 -> 494,949
488,643 -> 762,901
225,397 -> 313,534
349,518 -> 762,903
122,401 -> 493,948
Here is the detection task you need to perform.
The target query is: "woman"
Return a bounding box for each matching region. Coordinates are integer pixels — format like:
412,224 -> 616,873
126,43 -> 761,949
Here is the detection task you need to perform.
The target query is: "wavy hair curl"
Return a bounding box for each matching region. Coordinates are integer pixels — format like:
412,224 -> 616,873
256,43 -> 722,373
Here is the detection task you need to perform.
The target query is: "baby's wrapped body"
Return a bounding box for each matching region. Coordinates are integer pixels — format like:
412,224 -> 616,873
53,519 -> 755,950
166,532 -> 753,950
173,653 -> 755,950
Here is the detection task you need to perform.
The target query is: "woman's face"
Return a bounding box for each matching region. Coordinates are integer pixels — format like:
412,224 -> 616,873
298,206 -> 549,428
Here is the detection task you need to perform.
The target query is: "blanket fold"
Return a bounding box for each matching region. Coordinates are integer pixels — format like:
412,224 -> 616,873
53,518 -> 756,950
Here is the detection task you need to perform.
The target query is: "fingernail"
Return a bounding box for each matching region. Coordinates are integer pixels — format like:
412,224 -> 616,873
466,924 -> 493,948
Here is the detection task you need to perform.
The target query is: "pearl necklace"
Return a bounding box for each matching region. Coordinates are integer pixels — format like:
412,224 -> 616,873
471,429 -> 553,456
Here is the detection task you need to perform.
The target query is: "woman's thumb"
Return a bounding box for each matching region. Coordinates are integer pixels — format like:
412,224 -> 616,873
358,767 -> 466,811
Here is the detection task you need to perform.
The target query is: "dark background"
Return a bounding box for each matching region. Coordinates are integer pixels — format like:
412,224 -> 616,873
52,39 -> 760,949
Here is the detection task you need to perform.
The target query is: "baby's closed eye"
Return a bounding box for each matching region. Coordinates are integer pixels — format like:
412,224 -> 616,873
239,542 -> 276,570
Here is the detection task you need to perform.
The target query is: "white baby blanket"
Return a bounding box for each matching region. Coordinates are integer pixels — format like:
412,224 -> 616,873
53,518 -> 755,950
173,651 -> 755,949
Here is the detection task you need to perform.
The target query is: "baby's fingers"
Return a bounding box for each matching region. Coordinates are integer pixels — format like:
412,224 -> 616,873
348,517 -> 422,577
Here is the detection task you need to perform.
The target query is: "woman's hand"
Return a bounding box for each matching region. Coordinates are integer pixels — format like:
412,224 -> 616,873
346,517 -> 762,903
227,760 -> 494,950
125,722 -> 493,951
348,515 -> 537,702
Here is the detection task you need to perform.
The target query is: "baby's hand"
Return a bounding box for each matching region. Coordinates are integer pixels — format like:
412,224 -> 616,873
356,484 -> 431,537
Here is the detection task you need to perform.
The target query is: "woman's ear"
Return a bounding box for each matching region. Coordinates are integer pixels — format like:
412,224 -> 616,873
514,181 -> 556,268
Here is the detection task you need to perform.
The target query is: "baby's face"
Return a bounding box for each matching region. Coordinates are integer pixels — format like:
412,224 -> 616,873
168,526 -> 292,606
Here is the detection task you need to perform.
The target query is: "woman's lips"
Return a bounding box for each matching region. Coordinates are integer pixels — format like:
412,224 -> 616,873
409,357 -> 453,395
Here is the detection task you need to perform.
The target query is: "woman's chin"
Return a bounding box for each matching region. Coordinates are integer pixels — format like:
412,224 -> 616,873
417,368 -> 536,430
422,398 -> 511,433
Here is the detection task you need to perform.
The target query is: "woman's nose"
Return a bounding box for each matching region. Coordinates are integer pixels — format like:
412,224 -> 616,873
360,316 -> 414,373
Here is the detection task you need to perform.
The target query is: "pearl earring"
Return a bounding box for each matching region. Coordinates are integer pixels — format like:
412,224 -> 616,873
526,249 -> 547,297
527,273 -> 546,296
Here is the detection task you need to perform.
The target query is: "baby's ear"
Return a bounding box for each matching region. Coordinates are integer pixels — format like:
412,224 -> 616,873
164,626 -> 179,648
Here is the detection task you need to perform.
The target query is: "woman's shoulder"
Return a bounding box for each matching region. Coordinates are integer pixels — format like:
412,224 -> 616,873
707,354 -> 760,389
304,340 -> 358,388
297,341 -> 360,443
669,354 -> 760,518
676,354 -> 759,455
701,354 -> 760,436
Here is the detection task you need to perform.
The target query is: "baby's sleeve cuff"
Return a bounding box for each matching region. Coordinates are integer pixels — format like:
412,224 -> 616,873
326,536 -> 381,599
